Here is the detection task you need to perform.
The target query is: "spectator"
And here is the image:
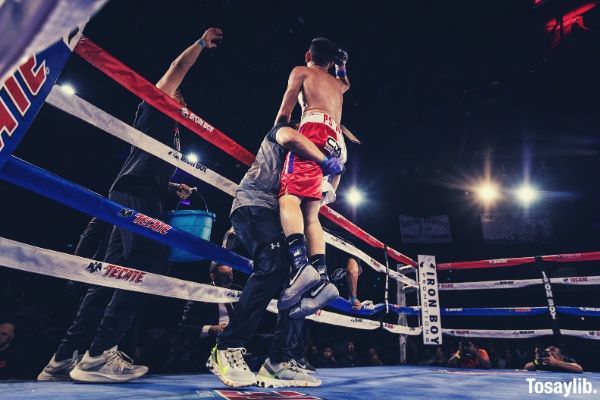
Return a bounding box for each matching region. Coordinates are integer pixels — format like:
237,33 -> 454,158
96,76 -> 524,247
325,229 -> 365,310
168,229 -> 240,372
0,321 -> 25,379
486,342 -> 499,368
514,343 -> 532,367
418,346 -> 447,367
447,341 -> 491,369
307,345 -> 321,368
366,347 -> 384,366
316,346 -> 338,368
497,348 -> 514,369
38,28 -> 222,383
524,346 -> 583,373
406,340 -> 420,364
338,340 -> 363,367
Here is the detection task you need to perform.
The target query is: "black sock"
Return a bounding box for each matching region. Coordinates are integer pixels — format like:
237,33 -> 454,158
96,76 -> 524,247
54,350 -> 72,363
286,233 -> 308,274
309,254 -> 327,278
88,347 -> 104,358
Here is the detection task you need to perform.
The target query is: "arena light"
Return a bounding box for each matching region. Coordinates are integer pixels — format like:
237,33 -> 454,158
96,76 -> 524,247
347,186 -> 364,207
475,181 -> 500,205
186,153 -> 199,164
59,83 -> 75,96
515,184 -> 538,206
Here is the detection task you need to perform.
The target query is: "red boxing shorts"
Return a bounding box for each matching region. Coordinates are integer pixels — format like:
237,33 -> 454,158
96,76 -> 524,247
279,112 -> 346,200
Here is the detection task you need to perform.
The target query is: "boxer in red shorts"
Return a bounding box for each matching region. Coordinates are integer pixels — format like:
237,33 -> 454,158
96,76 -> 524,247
280,113 -> 346,200
274,37 -> 351,312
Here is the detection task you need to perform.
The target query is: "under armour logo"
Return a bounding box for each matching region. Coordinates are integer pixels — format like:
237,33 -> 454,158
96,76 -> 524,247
270,242 -> 281,250
85,262 -> 102,274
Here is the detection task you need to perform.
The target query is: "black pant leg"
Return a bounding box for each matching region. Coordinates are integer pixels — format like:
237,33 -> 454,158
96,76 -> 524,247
88,187 -> 169,355
74,217 -> 112,261
54,209 -> 128,360
269,308 -> 305,363
291,319 -> 307,360
54,285 -> 114,361
217,207 -> 289,350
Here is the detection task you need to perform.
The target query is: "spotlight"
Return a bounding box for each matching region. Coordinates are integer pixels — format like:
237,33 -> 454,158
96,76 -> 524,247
186,153 -> 199,164
59,84 -> 75,96
476,182 -> 499,205
347,187 -> 364,206
515,184 -> 538,206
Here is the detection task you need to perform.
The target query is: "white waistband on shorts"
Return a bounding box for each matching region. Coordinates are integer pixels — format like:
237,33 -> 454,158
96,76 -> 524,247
300,112 -> 342,135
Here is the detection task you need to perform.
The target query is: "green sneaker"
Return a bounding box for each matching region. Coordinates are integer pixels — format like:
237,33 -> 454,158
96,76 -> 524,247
206,346 -> 256,388
256,358 -> 321,388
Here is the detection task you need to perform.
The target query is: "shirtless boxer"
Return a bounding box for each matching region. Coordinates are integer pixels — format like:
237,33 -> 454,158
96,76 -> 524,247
275,37 -> 350,312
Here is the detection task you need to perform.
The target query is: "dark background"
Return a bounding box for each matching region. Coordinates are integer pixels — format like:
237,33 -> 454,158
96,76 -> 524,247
1,0 -> 600,375
3,0 -> 600,259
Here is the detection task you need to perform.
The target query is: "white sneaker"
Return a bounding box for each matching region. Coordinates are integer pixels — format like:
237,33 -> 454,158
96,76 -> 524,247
69,346 -> 148,383
294,357 -> 317,374
289,280 -> 339,318
279,265 -> 321,310
37,351 -> 81,381
256,358 -> 321,388
206,346 -> 256,388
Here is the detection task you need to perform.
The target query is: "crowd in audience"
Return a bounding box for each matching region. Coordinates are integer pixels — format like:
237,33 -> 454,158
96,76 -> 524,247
411,339 -> 586,372
306,341 -> 384,369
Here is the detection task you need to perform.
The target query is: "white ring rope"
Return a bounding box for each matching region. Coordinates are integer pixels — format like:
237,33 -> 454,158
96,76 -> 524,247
46,86 -> 238,197
4,233 -> 598,339
0,236 -> 240,303
0,236 -> 415,333
323,231 -> 415,286
439,276 -> 600,291
444,329 -> 600,340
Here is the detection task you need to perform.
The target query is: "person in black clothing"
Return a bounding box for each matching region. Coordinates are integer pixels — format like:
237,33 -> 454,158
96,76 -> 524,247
337,340 -> 363,368
315,346 -> 338,369
206,123 -> 343,388
168,229 -> 242,372
524,346 -> 583,373
324,230 -> 364,310
38,28 -> 223,383
73,218 -> 111,261
0,321 -> 26,380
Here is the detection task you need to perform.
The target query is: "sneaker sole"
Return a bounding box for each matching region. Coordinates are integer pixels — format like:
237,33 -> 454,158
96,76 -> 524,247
289,284 -> 339,318
37,371 -> 72,382
69,367 -> 148,383
279,267 -> 321,310
256,374 -> 321,388
206,358 -> 256,388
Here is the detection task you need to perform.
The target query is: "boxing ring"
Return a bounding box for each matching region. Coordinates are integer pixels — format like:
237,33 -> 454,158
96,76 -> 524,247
5,366 -> 598,400
1,7 -> 600,400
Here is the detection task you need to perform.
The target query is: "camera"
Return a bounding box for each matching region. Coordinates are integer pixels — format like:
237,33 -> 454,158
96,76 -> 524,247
459,341 -> 475,359
535,348 -> 550,361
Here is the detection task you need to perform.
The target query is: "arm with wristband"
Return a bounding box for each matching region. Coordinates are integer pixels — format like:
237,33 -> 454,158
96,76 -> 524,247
345,257 -> 361,309
156,28 -> 223,97
334,48 -> 350,91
